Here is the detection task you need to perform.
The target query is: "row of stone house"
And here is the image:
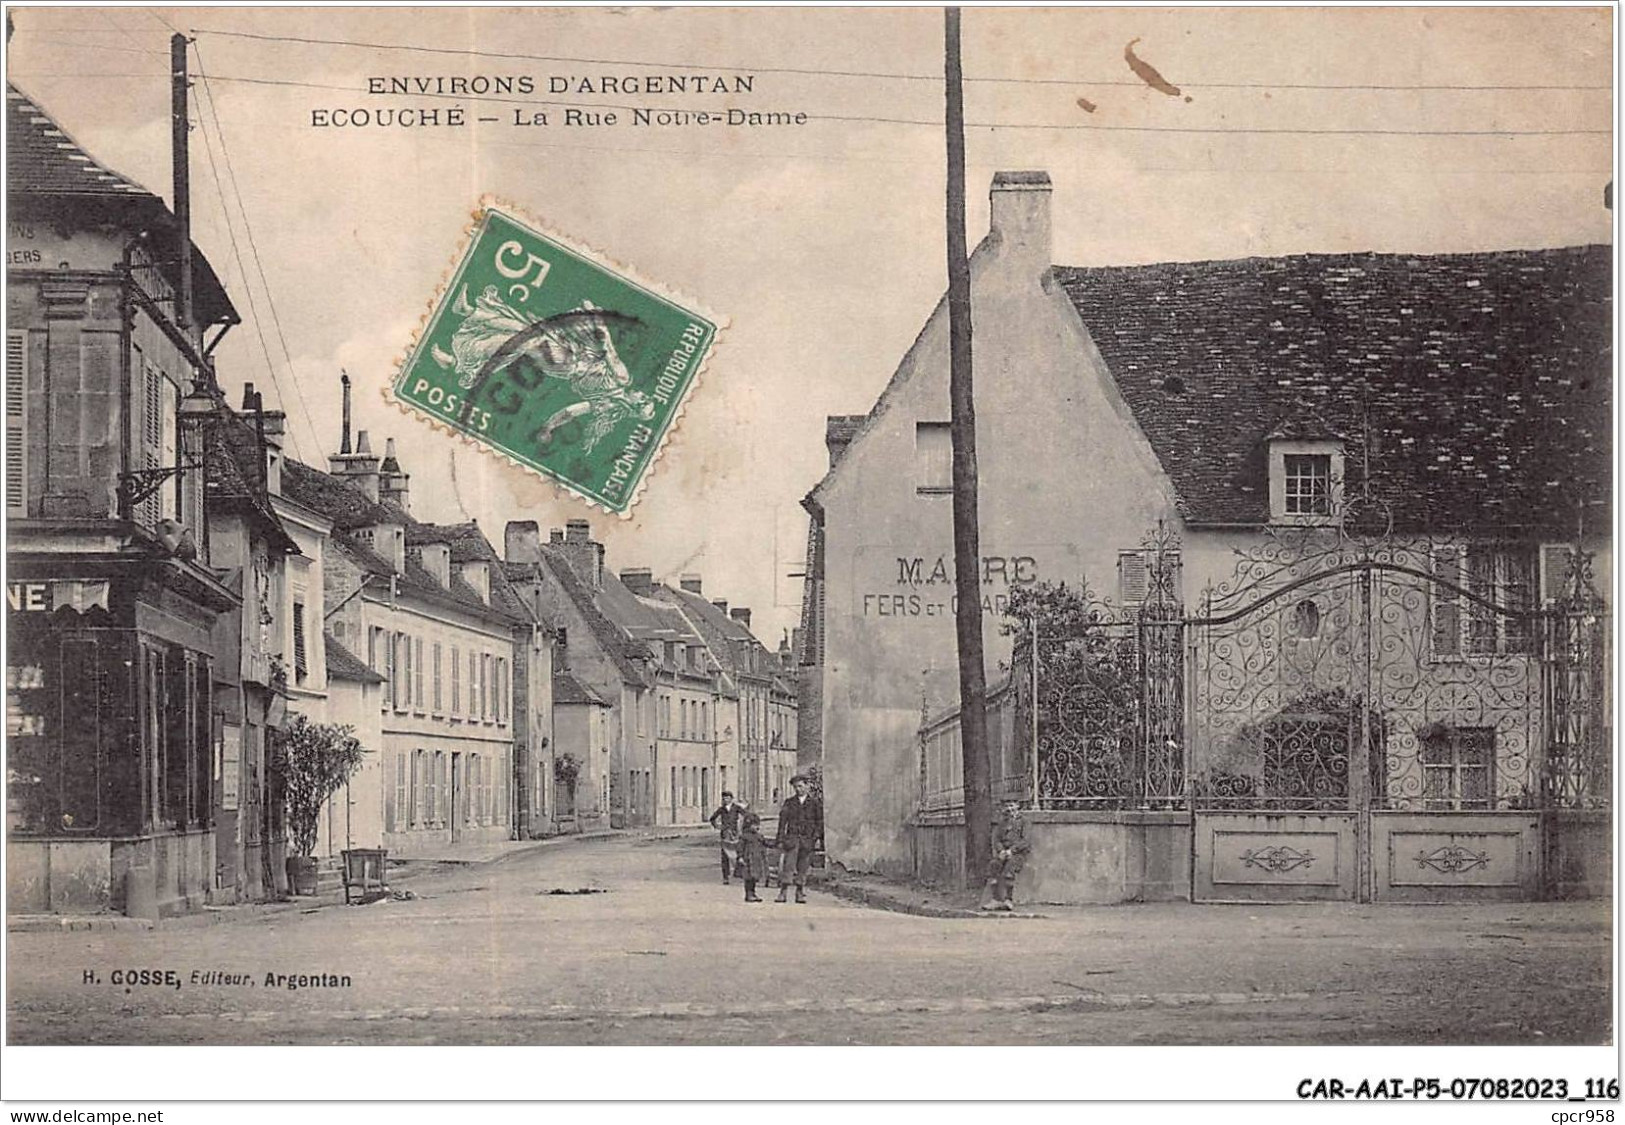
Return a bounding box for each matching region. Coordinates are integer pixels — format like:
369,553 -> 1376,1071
799,170 -> 1612,905
509,518 -> 800,830
4,79 -> 797,918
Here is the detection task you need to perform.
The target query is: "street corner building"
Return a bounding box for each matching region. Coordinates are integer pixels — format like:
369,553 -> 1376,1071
799,170 -> 1612,904
4,81 -> 559,919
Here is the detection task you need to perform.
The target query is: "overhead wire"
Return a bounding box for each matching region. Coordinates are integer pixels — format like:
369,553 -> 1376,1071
191,70 -> 287,445
195,73 -> 1612,137
193,42 -> 325,461
186,26 -> 1613,91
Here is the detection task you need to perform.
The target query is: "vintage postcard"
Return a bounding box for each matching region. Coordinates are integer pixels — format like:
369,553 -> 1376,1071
1,3 -> 1615,1113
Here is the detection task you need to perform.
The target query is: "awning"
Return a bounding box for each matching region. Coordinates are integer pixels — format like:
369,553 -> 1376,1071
6,579 -> 111,615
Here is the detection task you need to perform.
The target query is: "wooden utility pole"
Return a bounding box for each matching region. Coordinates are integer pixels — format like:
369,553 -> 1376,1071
944,7 -> 992,886
170,33 -> 194,333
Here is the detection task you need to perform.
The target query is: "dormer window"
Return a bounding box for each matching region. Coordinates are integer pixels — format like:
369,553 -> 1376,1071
1283,454 -> 1331,516
1268,439 -> 1343,524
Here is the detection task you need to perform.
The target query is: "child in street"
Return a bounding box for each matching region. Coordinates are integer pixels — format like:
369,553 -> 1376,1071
738,810 -> 769,902
981,799 -> 1031,911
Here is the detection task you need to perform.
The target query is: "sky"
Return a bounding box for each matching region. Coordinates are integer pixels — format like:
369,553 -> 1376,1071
6,5 -> 1613,643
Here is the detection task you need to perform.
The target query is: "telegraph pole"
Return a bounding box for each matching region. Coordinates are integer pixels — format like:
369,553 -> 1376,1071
170,32 -> 194,335
944,7 -> 992,886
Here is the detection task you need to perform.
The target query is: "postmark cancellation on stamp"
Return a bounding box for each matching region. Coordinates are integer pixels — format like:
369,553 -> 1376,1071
390,203 -> 722,514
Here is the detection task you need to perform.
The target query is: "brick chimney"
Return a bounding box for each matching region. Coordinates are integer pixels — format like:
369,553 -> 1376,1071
711,598 -> 729,616
378,437 -> 409,512
332,428 -> 382,501
679,573 -> 703,595
620,567 -> 653,597
989,170 -> 1052,273
505,520 -> 541,564
730,607 -> 752,632
549,528 -> 564,545
825,415 -> 865,469
556,518 -> 604,589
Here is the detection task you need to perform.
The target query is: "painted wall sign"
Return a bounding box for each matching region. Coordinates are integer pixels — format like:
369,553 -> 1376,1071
851,544 -> 1082,623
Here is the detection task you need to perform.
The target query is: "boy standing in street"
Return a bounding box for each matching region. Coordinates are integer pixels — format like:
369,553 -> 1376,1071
708,791 -> 744,884
981,800 -> 1031,911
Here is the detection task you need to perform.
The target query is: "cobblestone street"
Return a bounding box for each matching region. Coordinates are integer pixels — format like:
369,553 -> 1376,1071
6,831 -> 1612,1047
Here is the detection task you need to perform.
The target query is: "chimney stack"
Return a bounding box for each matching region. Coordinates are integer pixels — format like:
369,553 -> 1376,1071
379,437 -> 410,512
340,370 -> 352,455
620,567 -> 654,597
549,528 -> 565,545
343,429 -> 382,501
825,415 -> 865,469
506,520 -> 542,564
711,598 -> 729,615
989,170 -> 1052,274
241,382 -> 256,411
556,520 -> 604,588
730,607 -> 752,632
679,573 -> 703,595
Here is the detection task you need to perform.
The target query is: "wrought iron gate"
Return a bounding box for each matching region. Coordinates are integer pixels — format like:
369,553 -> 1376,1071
1011,521 -> 1608,903
1188,529 -> 1602,903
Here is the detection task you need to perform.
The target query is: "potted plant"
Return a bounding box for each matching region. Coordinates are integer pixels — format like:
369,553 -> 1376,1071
276,715 -> 366,896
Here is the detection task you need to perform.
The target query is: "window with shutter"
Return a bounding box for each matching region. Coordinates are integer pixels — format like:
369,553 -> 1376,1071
140,363 -> 163,528
451,645 -> 461,714
292,603 -> 307,681
1118,551 -> 1149,606
433,642 -> 443,713
6,330 -> 27,514
414,637 -> 424,709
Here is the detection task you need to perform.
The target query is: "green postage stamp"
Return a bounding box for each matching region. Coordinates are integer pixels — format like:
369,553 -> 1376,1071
391,204 -> 721,514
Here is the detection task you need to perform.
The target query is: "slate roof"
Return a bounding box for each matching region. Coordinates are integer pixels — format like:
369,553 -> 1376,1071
202,407 -> 299,554
283,460 -> 404,531
283,459 -> 523,627
7,83 -> 237,325
553,669 -> 608,706
537,548 -> 652,686
658,585 -> 769,687
324,633 -> 384,683
405,518 -> 535,625
1057,246 -> 1611,534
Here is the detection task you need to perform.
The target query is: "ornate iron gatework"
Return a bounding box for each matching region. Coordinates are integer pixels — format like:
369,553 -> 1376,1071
1009,524 -> 1185,809
1189,520 -> 1550,814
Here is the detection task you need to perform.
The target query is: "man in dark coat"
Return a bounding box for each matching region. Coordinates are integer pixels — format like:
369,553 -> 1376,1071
774,773 -> 822,903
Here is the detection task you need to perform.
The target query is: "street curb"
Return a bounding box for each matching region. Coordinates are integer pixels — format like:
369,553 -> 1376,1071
814,879 -> 1044,920
6,827 -> 676,933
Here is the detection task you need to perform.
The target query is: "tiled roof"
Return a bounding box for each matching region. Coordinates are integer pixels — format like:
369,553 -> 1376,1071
1057,245 -> 1611,534
202,407 -> 299,554
538,548 -> 651,686
659,585 -> 769,686
286,460 -> 521,626
7,84 -> 238,325
7,83 -> 151,198
552,669 -> 608,706
405,518 -> 535,624
324,633 -> 384,683
283,460 -> 404,531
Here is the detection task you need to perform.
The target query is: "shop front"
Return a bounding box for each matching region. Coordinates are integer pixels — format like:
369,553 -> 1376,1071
6,561 -> 237,917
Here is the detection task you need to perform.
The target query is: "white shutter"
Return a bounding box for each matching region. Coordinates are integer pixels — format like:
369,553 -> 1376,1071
6,330 -> 27,513
1118,550 -> 1149,606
